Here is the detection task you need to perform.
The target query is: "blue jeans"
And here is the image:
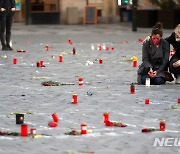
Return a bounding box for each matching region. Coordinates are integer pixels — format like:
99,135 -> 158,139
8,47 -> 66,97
141,75 -> 166,85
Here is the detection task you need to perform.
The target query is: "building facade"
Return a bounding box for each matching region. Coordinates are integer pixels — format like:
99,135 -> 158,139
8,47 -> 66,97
14,0 -> 120,24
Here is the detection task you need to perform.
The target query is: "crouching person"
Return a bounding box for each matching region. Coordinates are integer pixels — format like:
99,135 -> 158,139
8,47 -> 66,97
137,22 -> 170,85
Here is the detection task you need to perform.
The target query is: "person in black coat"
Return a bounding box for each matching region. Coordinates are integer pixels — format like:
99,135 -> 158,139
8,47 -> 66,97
166,24 -> 180,84
0,0 -> 16,51
137,22 -> 170,85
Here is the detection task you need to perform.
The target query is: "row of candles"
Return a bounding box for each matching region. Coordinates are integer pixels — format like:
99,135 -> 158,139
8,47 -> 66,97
17,113 -> 88,136
18,102 -> 180,137
103,112 -> 166,131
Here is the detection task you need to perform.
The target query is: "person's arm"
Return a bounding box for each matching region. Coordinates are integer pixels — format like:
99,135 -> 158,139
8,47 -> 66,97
156,40 -> 170,73
142,42 -> 152,69
165,32 -> 175,45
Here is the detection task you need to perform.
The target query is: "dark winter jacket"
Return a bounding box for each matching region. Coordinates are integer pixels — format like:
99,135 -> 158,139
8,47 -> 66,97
0,0 -> 15,10
138,38 -> 170,77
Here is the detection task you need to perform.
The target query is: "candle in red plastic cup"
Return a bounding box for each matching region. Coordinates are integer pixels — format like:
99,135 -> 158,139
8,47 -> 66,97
37,62 -> 40,67
81,123 -> 87,134
103,112 -> 109,123
48,121 -> 57,127
21,124 -> 28,137
45,45 -> 49,51
178,98 -> 180,104
13,58 -> 17,64
40,60 -> 44,66
59,55 -> 63,62
78,77 -> 83,86
105,121 -> 114,127
72,48 -> 76,55
72,94 -> 78,104
130,83 -> 135,94
145,99 -> 150,105
99,59 -> 103,64
132,60 -> 137,67
160,120 -> 166,131
52,113 -> 59,122
30,128 -> 36,135
106,47 -> 109,51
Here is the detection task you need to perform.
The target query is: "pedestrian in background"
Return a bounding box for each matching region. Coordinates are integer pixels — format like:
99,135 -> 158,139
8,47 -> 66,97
137,22 -> 170,85
0,0 -> 16,51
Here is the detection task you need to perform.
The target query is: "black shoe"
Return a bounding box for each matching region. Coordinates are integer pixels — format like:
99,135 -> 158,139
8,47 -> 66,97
7,46 -> 13,51
2,46 -> 8,51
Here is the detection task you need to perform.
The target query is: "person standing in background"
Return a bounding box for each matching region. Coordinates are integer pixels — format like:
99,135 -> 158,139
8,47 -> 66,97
0,0 -> 16,51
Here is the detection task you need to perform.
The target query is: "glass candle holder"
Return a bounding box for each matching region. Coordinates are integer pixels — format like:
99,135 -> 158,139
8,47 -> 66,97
81,123 -> 87,134
52,113 -> 59,122
21,124 -> 28,137
103,112 -> 109,123
146,78 -> 150,87
16,114 -> 24,124
160,120 -> 166,131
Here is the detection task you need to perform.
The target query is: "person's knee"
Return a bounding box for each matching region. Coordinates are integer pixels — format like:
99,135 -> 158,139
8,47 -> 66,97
153,77 -> 166,85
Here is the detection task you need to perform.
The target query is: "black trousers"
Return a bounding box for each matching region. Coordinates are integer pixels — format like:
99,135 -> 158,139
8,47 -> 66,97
169,54 -> 180,78
0,10 -> 14,47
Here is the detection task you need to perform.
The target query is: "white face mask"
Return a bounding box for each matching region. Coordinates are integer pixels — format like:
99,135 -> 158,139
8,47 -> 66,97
176,38 -> 180,42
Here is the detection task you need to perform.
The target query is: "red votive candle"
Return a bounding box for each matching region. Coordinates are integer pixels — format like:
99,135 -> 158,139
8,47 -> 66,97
99,59 -> 103,64
145,99 -> 150,105
52,113 -> 59,122
103,112 -> 109,123
30,128 -> 36,135
37,62 -> 40,67
59,55 -> 63,62
72,47 -> 76,55
81,123 -> 87,134
72,94 -> 78,104
106,47 -> 109,51
45,45 -> 49,51
132,60 -> 137,67
178,98 -> 180,104
40,60 -> 44,66
78,77 -> 83,86
160,120 -> 166,131
130,83 -> 135,94
13,58 -> 17,64
105,121 -> 114,127
21,124 -> 28,137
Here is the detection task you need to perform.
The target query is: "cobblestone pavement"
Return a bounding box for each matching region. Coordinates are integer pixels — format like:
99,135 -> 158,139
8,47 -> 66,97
0,23 -> 179,154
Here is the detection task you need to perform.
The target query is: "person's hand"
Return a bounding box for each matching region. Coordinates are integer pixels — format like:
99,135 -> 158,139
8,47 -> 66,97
143,36 -> 150,43
11,8 -> 16,11
1,8 -> 6,12
148,68 -> 154,77
173,60 -> 180,67
151,71 -> 157,78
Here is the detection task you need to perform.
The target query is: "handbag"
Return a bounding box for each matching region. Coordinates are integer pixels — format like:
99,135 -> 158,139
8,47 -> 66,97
164,71 -> 174,82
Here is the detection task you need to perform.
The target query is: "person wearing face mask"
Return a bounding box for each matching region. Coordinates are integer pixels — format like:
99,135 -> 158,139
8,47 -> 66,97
137,22 -> 170,85
166,24 -> 180,84
0,0 -> 16,51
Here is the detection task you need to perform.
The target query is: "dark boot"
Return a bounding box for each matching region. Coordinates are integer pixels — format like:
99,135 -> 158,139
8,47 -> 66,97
6,34 -> 13,51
